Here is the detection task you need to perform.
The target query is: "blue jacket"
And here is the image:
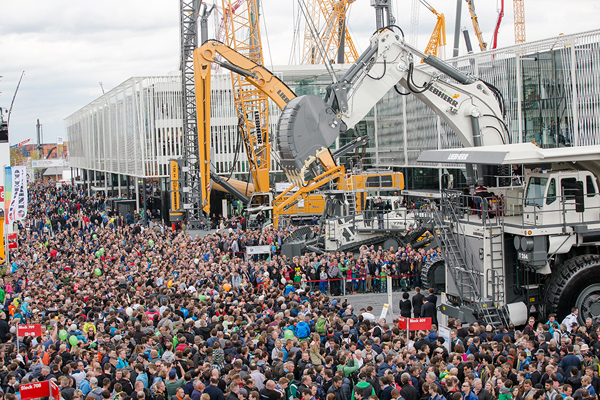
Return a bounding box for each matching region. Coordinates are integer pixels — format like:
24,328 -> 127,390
295,321 -> 311,338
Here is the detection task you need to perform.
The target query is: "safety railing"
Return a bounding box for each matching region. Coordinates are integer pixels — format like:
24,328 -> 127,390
439,189 -> 600,232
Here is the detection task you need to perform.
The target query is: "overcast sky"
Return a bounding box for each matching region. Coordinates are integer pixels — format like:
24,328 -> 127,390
1,0 -> 598,146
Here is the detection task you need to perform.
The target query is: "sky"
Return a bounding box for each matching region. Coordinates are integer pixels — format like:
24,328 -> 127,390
0,0 -> 598,146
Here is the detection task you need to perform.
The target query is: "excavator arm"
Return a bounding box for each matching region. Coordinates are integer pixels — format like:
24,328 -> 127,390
193,40 -> 297,213
277,27 -> 508,184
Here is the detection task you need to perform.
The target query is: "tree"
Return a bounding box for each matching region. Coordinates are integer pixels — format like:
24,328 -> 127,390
10,147 -> 23,166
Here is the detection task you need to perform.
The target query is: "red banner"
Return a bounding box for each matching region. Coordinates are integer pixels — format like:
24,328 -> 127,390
50,380 -> 60,400
408,317 -> 432,331
17,324 -> 42,337
398,317 -> 407,330
7,233 -> 17,240
20,381 -> 50,400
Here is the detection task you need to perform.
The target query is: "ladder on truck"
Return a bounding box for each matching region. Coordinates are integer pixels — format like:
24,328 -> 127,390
342,174 -> 357,216
431,192 -> 509,328
482,217 -> 510,328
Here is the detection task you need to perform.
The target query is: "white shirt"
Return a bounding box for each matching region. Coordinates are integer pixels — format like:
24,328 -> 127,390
362,312 -> 376,322
561,313 -> 578,332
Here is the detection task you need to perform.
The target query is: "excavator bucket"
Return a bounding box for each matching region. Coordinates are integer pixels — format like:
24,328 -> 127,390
276,94 -> 345,186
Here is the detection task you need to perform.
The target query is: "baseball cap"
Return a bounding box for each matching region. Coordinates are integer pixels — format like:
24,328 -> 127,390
535,349 -> 545,355
169,370 -> 177,379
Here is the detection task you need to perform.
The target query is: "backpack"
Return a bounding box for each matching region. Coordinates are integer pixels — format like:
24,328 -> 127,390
258,362 -> 271,375
272,359 -> 284,380
316,318 -> 327,335
90,387 -> 104,400
288,380 -> 300,400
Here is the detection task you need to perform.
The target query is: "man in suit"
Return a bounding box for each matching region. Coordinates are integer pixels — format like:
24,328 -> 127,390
427,287 -> 437,306
379,375 -> 394,400
412,287 -> 425,318
399,292 -> 412,318
421,297 -> 438,326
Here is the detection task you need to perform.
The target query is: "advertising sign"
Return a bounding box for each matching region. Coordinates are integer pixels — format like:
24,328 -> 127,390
20,382 -> 50,400
17,324 -> 42,337
408,317 -> 432,331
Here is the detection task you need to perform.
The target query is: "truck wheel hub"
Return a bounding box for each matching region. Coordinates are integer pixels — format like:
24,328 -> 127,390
576,284 -> 600,320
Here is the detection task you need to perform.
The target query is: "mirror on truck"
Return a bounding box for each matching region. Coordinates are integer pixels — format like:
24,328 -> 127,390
576,181 -> 585,213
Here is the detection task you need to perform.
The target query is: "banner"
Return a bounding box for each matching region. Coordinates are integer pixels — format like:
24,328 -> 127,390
398,316 -> 407,330
17,324 -> 42,337
5,167 -> 28,225
408,317 -> 432,331
246,245 -> 271,255
20,382 -> 50,400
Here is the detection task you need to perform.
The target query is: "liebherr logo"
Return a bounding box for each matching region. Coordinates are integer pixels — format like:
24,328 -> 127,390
447,153 -> 468,160
428,85 -> 459,107
277,90 -> 291,104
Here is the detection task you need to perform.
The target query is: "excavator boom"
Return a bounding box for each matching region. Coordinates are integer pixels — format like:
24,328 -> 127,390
277,28 -> 507,183
193,40 -> 297,213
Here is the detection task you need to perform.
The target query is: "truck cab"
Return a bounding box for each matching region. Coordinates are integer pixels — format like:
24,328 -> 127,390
523,170 -> 600,227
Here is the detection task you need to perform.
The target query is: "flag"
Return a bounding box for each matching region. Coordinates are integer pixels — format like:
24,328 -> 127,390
5,167 -> 28,225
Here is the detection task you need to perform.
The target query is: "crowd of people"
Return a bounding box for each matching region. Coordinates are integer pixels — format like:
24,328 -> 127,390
0,182 -> 598,400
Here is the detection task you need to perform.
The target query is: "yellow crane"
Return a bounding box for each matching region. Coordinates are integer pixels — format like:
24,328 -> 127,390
301,0 -> 359,64
198,0 -> 271,213
301,0 -> 321,64
513,0 -> 526,43
421,0 -> 446,58
465,0 -> 487,51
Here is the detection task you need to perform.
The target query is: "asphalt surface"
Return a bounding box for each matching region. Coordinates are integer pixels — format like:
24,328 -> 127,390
336,290 -> 415,322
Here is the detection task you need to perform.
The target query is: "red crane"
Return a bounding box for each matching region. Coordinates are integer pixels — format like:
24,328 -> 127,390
491,0 -> 504,49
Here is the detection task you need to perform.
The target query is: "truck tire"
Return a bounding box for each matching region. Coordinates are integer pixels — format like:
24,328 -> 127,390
383,237 -> 400,250
421,257 -> 446,293
545,254 -> 600,322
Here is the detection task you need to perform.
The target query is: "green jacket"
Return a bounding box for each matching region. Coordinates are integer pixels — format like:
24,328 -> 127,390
339,262 -> 349,278
337,361 -> 360,377
351,381 -> 376,400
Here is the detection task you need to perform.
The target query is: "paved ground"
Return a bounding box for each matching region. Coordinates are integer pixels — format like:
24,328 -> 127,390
336,290 -> 418,322
188,228 -> 219,238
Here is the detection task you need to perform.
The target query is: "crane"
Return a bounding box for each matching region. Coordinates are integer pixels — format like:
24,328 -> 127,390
301,0 -> 321,64
201,0 -> 271,214
421,0 -> 446,59
491,0 -> 504,49
465,0 -> 486,51
301,0 -> 359,65
513,0 -> 526,44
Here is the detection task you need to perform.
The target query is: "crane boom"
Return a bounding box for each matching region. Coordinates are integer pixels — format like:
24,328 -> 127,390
513,0 -> 526,44
465,0 -> 487,51
421,0 -> 446,59
301,0 -> 359,65
491,0 -> 504,49
301,0 -> 322,64
219,0 -> 271,208
316,0 -> 359,64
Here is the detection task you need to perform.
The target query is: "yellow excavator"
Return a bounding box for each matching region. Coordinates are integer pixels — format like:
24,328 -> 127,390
193,40 -> 404,229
